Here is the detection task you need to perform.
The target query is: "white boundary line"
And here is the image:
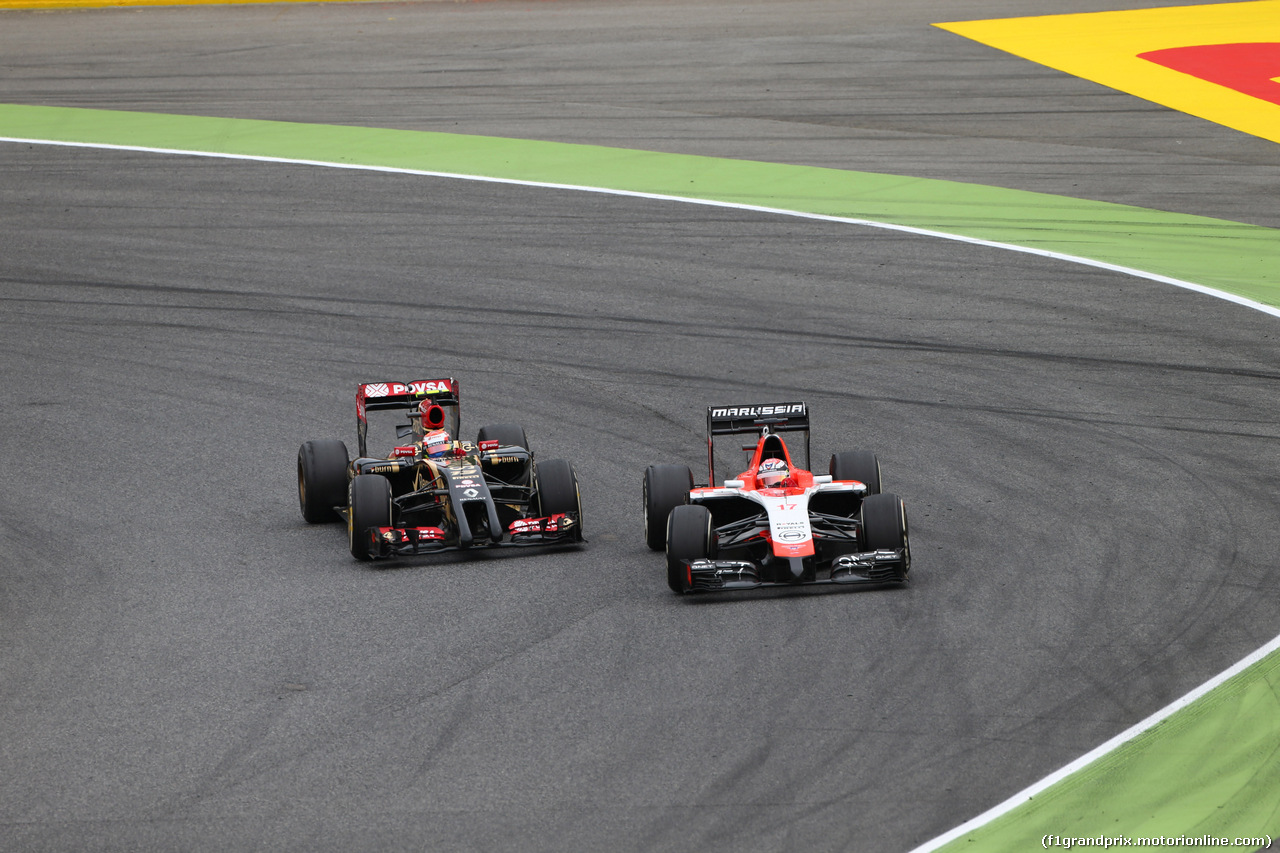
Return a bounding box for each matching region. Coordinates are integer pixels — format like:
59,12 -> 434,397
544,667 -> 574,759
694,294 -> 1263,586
5,135 -> 1280,321
907,632 -> 1280,852
8,134 -> 1280,849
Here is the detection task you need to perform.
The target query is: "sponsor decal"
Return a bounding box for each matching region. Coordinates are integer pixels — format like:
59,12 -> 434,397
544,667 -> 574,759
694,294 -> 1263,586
478,439 -> 500,452
363,380 -> 453,398
462,488 -> 479,498
711,403 -> 806,419
509,514 -> 570,535
776,542 -> 812,557
779,530 -> 807,542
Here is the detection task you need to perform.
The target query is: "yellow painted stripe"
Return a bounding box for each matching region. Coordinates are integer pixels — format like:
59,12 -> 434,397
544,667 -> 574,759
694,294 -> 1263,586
937,1 -> 1280,144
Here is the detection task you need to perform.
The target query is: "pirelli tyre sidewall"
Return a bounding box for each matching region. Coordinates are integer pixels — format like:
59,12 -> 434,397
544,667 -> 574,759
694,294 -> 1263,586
298,439 -> 350,524
349,473 -> 392,561
643,463 -> 693,551
860,492 -> 910,578
666,503 -> 714,594
534,458 -> 583,541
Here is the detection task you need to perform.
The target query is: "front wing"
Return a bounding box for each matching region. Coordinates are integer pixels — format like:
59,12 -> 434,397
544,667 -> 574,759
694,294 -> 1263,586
350,511 -> 582,559
678,548 -> 908,592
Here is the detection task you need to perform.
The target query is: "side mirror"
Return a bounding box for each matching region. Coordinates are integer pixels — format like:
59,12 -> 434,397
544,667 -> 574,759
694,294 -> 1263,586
723,479 -> 745,489
813,475 -> 832,484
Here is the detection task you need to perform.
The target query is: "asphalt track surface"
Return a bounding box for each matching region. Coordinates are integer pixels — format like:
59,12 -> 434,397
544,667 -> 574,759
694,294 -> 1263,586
2,2 -> 1279,852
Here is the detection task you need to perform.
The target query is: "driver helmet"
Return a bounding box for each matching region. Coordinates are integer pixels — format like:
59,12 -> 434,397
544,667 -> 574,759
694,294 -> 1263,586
757,458 -> 789,488
423,429 -> 453,459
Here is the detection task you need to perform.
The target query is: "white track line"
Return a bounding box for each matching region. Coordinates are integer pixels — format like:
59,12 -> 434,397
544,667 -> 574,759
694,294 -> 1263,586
9,134 -> 1280,849
907,632 -> 1280,852
6,135 -> 1280,322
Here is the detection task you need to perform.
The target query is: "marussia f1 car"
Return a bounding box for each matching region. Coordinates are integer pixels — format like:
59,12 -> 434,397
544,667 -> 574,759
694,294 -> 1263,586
297,378 -> 584,560
643,402 -> 910,593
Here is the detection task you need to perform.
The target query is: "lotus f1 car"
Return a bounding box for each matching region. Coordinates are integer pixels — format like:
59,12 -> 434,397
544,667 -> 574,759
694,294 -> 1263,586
297,378 -> 583,560
643,402 -> 910,593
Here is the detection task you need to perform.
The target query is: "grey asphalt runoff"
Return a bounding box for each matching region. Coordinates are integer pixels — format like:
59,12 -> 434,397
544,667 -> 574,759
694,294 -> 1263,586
1,2 -> 1278,852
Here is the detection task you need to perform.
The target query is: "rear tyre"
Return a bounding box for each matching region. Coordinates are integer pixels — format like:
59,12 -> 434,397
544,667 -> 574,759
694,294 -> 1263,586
535,458 -> 583,541
348,474 -> 392,561
477,423 -> 529,451
666,504 -> 714,594
861,492 -> 910,578
643,464 -> 693,551
830,451 -> 881,495
298,439 -> 349,523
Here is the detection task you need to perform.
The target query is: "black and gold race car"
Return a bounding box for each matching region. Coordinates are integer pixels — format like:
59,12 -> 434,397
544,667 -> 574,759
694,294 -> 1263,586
297,377 -> 583,560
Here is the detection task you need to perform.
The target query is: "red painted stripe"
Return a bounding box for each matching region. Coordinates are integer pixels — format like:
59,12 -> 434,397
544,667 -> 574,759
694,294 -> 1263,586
1139,43 -> 1280,106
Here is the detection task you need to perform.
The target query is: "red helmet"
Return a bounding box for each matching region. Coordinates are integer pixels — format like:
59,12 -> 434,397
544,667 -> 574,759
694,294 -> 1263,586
758,458 -> 789,487
423,429 -> 452,459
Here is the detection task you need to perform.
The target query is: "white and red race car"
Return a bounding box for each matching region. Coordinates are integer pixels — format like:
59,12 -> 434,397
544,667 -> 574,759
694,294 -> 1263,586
643,403 -> 910,594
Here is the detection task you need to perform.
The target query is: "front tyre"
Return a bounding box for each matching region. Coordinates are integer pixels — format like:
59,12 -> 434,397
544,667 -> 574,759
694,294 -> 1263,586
861,492 -> 910,578
535,458 -> 584,541
298,439 -> 349,523
348,474 -> 392,561
643,464 -> 693,551
666,504 -> 714,594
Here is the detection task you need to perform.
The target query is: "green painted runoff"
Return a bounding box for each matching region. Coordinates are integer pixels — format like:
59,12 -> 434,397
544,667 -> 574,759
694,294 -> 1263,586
4,103 -> 1279,852
933,650 -> 1280,852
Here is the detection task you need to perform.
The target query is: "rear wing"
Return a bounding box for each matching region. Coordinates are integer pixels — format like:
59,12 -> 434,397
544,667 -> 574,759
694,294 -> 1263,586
356,378 -> 460,456
705,402 -> 810,485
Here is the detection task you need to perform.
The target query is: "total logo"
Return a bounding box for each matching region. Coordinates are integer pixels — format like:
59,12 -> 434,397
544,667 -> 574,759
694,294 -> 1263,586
364,380 -> 453,398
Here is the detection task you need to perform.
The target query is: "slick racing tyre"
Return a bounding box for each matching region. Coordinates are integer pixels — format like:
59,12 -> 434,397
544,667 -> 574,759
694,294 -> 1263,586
478,423 -> 532,489
535,458 -> 584,541
643,463 -> 693,551
666,504 -> 714,594
861,492 -> 911,578
477,423 -> 529,452
830,451 -> 881,495
298,439 -> 349,523
348,474 -> 392,561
